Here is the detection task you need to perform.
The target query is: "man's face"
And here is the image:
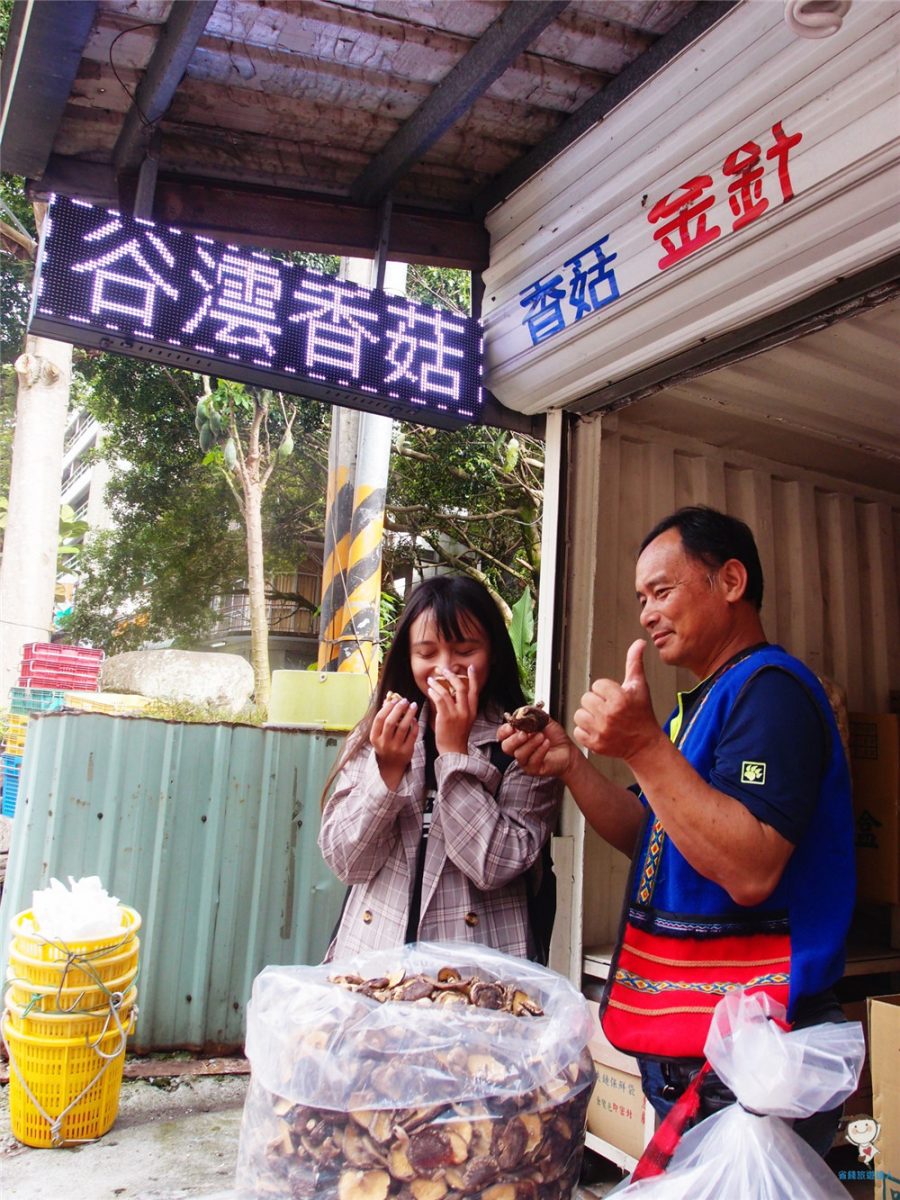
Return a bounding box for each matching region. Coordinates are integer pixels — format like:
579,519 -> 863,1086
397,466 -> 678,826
635,528 -> 729,677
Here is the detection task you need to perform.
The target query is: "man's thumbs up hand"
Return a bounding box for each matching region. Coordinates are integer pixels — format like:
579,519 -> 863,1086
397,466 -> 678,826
622,638 -> 648,693
573,638 -> 660,762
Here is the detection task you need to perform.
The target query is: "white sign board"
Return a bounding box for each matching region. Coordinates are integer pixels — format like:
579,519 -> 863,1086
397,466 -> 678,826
482,0 -> 900,415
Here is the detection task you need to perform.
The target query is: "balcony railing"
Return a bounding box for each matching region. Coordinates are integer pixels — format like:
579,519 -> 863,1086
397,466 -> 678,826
208,570 -> 321,638
64,413 -> 98,453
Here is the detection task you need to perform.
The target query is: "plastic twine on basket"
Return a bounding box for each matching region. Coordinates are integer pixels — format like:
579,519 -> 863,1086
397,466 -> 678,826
5,951 -> 141,1021
18,982 -> 139,1050
1,1007 -> 136,1146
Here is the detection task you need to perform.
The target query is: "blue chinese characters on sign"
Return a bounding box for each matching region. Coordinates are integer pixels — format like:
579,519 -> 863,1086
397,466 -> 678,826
31,196 -> 484,426
519,236 -> 620,347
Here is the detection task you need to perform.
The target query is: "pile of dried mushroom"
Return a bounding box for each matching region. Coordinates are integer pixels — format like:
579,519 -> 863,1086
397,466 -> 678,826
238,963 -> 595,1200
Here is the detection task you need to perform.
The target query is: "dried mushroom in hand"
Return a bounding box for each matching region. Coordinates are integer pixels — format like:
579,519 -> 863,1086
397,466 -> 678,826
502,703 -> 550,733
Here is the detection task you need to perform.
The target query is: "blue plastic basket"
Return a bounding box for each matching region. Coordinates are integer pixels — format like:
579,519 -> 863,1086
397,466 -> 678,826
8,687 -> 67,715
2,753 -> 21,817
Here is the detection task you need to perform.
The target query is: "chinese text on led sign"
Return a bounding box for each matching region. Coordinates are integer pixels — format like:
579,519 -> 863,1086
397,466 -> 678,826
519,118 -> 803,347
32,196 -> 484,425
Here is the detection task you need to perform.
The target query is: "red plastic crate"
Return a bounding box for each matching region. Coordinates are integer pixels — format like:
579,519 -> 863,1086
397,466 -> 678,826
19,661 -> 101,677
18,671 -> 100,691
21,643 -> 104,665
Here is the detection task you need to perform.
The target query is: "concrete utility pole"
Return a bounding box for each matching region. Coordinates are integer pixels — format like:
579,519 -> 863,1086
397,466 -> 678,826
0,334 -> 72,694
317,258 -> 407,682
0,204 -> 73,695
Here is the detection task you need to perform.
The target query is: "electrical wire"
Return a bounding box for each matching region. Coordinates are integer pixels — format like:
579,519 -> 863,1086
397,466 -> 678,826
107,23 -> 158,128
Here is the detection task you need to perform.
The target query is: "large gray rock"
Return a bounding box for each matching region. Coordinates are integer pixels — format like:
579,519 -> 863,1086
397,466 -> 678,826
101,649 -> 255,711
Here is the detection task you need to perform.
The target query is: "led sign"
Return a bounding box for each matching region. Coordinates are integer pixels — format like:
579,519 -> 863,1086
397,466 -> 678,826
29,196 -> 485,429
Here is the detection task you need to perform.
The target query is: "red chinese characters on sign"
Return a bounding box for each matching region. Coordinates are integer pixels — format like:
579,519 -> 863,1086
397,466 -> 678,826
648,121 -> 803,270
647,175 -> 720,269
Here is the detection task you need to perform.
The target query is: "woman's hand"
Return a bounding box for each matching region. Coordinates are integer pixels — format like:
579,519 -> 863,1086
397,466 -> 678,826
370,695 -> 418,790
497,716 -> 578,780
428,665 -> 479,756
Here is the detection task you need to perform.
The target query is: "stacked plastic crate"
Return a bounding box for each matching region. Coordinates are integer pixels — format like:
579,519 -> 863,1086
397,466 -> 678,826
2,644 -> 104,818
1,714 -> 28,818
18,642 -> 104,692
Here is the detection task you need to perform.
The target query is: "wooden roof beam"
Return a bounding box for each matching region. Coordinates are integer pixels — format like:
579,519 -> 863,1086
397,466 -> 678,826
349,0 -> 569,207
0,0 -> 97,180
30,164 -> 490,269
126,176 -> 490,271
473,0 -> 740,216
113,0 -> 218,178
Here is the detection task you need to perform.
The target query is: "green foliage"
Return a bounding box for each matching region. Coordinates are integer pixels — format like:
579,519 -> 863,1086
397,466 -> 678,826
138,697 -> 265,726
508,589 -> 537,697
271,250 -> 340,277
0,0 -> 15,48
406,265 -> 471,315
0,364 -> 13,508
386,421 -> 544,613
0,175 -> 36,362
376,589 -> 404,657
63,353 -> 330,649
0,496 -> 87,564
64,488 -> 246,652
57,503 -> 88,561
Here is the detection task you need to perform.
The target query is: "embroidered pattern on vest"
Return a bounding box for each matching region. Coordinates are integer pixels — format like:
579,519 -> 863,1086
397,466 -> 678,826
634,672 -> 724,907
637,822 -> 664,904
614,968 -> 790,995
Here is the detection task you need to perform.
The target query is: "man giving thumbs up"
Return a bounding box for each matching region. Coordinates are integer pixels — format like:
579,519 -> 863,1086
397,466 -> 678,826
499,505 -> 855,1157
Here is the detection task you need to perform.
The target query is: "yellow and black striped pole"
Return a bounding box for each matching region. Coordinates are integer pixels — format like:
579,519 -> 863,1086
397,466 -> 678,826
317,258 -> 407,681
317,407 -> 391,682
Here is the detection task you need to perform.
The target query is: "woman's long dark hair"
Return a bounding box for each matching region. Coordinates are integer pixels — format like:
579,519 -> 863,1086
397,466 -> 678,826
321,575 -> 526,805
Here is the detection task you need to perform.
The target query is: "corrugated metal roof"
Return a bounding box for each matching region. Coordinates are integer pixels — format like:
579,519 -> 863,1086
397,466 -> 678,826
0,0 -> 729,265
616,297 -> 900,494
0,711 -> 347,1054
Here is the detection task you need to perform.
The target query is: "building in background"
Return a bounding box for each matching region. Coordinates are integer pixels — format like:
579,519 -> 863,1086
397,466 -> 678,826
205,559 -> 324,671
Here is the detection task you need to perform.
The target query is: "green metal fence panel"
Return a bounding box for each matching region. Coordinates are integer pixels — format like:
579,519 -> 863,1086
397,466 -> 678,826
0,712 -> 347,1053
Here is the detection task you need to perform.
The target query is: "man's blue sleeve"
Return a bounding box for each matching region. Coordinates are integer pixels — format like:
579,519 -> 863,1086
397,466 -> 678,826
708,667 -> 828,844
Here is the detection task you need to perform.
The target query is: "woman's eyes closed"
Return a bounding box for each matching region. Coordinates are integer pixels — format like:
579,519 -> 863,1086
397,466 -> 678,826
416,643 -> 480,658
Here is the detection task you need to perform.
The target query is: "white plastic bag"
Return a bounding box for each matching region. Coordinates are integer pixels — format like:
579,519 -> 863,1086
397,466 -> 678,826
30,875 -> 123,941
612,990 -> 865,1199
235,941 -> 597,1199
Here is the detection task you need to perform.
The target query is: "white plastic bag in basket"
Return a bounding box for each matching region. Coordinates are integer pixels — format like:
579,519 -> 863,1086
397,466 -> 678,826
612,989 -> 866,1200
30,876 -> 123,941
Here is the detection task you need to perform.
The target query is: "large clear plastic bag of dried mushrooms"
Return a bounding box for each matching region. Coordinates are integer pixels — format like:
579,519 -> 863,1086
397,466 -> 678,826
611,990 -> 866,1200
234,940 -> 597,1200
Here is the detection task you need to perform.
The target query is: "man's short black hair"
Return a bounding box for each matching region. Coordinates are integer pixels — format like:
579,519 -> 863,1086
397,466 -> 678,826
640,505 -> 764,610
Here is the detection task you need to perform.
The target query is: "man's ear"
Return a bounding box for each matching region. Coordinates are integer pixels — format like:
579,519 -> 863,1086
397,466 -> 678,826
719,558 -> 748,602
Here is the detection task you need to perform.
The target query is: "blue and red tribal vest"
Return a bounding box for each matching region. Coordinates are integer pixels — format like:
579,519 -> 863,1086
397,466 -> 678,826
600,645 -> 855,1060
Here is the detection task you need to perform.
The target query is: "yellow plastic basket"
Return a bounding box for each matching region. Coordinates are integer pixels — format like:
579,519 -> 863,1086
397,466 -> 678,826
3,1011 -> 134,1147
7,937 -> 139,991
4,986 -> 137,1040
10,905 -> 141,961
4,714 -> 28,755
62,692 -> 152,715
6,963 -> 138,1014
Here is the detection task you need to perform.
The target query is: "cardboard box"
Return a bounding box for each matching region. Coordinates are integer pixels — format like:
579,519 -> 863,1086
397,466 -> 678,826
868,994 -> 900,1200
849,714 -> 900,905
842,1000 -> 873,1118
585,1000 -> 652,1161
